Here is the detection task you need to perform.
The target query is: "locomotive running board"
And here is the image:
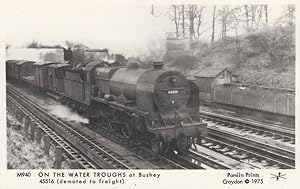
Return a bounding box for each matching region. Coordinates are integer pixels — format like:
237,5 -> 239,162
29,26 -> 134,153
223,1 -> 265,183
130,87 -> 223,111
90,96 -> 149,116
46,91 -> 61,101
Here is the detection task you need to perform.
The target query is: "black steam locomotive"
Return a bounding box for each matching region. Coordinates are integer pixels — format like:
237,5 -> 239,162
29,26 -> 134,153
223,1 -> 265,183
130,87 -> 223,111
6,56 -> 207,154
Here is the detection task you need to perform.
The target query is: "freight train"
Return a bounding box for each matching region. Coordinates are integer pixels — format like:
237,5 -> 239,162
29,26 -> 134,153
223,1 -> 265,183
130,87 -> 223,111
6,58 -> 207,155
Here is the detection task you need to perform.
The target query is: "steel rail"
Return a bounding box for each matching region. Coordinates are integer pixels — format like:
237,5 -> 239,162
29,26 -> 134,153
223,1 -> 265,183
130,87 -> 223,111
7,86 -> 137,169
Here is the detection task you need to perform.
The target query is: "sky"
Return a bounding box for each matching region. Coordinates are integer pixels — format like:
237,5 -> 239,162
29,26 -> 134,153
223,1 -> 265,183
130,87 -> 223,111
3,0 -> 170,57
1,0 -> 291,57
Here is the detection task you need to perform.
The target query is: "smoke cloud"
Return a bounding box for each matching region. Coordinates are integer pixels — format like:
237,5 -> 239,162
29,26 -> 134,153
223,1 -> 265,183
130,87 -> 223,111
44,104 -> 89,124
27,94 -> 89,124
4,0 -> 170,59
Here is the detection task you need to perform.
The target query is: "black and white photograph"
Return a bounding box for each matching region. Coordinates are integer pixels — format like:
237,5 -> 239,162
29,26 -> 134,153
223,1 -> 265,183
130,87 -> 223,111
1,0 -> 298,188
4,2 -> 296,170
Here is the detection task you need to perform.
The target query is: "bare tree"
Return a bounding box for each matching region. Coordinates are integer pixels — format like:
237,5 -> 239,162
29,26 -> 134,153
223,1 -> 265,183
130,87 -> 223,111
211,5 -> 216,49
244,5 -> 250,32
250,5 -> 258,29
256,5 -> 263,27
251,5 -> 270,29
264,5 -> 268,24
196,6 -> 206,39
287,5 -> 295,24
187,5 -> 198,39
181,5 -> 185,37
219,7 -> 227,38
230,7 -> 244,65
218,6 -> 235,39
246,26 -> 294,65
187,5 -> 206,40
171,5 -> 180,38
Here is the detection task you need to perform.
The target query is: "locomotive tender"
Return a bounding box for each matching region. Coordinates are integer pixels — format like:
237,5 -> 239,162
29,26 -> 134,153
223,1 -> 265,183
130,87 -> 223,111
6,58 -> 207,154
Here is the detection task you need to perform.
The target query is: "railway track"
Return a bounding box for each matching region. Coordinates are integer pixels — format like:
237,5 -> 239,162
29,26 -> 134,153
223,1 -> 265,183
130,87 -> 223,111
200,110 -> 295,144
86,121 -> 201,169
176,150 -> 233,169
7,86 -> 138,169
197,111 -> 295,169
211,128 -> 294,166
86,120 -> 239,170
7,95 -> 97,169
7,84 -> 196,169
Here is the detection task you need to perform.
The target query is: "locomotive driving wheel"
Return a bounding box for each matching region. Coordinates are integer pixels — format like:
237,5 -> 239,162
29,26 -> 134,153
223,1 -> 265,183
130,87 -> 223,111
176,137 -> 192,151
103,117 -> 115,131
151,138 -> 163,155
60,97 -> 67,105
121,124 -> 133,139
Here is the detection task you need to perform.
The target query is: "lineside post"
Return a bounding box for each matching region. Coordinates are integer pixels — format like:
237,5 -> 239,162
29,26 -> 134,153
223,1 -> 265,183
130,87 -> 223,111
35,127 -> 42,144
70,160 -> 79,169
24,116 -> 30,133
55,146 -> 63,169
44,135 -> 50,156
30,122 -> 36,141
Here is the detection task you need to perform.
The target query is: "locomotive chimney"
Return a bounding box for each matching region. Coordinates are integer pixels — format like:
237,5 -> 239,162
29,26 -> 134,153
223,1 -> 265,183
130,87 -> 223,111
152,59 -> 164,70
